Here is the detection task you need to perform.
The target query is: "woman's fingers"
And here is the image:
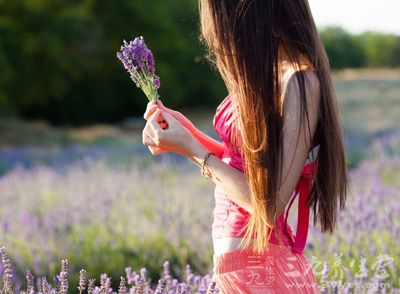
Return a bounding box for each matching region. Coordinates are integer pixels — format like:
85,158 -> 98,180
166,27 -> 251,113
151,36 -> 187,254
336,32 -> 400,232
159,111 -> 174,122
144,99 -> 181,128
150,145 -> 169,156
142,127 -> 156,147
144,100 -> 159,120
143,109 -> 164,147
148,109 -> 164,135
155,100 -> 168,112
143,133 -> 155,147
155,99 -> 164,107
148,145 -> 161,155
142,112 -> 159,146
144,100 -> 173,122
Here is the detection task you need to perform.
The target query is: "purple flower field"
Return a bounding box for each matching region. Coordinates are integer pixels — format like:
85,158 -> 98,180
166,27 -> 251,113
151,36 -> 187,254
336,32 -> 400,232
0,124 -> 399,293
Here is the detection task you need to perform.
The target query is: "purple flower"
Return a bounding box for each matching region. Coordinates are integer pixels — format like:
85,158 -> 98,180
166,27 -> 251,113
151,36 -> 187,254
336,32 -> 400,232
118,277 -> 127,294
117,36 -> 160,101
1,247 -> 14,294
78,269 -> 87,294
59,260 -> 69,294
154,75 -> 161,89
26,270 -> 34,293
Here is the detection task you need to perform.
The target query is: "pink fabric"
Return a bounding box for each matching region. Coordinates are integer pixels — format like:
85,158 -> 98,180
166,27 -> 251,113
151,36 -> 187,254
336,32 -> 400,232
211,94 -> 319,293
212,242 -> 320,293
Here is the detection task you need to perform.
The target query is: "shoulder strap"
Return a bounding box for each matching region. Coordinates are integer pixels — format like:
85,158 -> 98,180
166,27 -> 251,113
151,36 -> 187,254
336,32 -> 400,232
284,160 -> 318,254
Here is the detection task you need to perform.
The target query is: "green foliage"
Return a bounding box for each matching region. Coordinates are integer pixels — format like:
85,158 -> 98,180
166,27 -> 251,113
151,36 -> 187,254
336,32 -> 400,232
0,1 -> 399,125
319,26 -> 366,68
0,0 -> 225,125
359,32 -> 400,67
320,26 -> 400,69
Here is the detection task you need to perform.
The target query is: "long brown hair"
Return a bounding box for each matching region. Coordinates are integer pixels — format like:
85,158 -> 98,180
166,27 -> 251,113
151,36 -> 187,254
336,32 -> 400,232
198,0 -> 348,253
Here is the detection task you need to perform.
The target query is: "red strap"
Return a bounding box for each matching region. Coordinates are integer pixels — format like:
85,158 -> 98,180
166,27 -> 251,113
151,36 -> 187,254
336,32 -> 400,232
283,190 -> 297,245
284,160 -> 318,254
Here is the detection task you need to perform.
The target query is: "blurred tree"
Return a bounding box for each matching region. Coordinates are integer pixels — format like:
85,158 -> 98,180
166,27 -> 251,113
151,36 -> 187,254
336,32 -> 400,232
358,32 -> 400,67
319,26 -> 400,69
0,3 -> 399,125
0,0 -> 225,125
319,26 -> 366,69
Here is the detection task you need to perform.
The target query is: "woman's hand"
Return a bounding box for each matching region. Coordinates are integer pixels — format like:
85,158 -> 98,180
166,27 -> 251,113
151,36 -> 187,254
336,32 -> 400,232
143,99 -> 197,155
144,99 -> 196,133
142,108 -> 199,157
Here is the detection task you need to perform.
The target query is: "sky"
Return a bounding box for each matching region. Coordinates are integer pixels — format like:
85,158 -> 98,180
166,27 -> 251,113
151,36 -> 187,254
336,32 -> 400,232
308,0 -> 400,35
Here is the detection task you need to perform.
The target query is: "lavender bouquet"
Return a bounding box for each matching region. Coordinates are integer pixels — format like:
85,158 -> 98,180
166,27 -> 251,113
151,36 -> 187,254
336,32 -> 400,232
117,36 -> 161,102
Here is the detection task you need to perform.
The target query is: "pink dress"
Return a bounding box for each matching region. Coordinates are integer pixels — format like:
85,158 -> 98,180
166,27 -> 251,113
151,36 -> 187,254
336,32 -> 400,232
211,93 -> 320,293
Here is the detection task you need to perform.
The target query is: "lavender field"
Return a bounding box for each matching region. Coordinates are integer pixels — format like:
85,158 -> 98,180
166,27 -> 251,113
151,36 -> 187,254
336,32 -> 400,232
0,71 -> 400,293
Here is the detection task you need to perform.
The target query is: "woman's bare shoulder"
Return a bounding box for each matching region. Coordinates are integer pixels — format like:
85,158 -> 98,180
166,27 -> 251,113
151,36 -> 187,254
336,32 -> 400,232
284,69 -> 321,108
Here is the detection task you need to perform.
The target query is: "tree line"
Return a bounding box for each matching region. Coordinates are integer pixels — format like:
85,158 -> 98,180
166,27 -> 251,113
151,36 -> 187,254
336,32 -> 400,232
0,1 -> 399,125
320,26 -> 400,69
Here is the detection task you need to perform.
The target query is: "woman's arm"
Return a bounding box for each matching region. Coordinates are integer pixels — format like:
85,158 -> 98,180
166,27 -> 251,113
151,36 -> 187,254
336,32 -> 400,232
188,144 -> 253,211
165,111 -> 225,159
186,71 -> 321,217
190,127 -> 225,159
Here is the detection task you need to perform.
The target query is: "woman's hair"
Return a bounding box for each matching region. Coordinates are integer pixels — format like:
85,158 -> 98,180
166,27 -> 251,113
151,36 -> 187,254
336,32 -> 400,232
198,0 -> 348,253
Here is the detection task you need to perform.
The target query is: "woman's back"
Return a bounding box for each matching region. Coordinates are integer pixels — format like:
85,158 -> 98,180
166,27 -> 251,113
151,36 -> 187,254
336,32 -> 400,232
211,66 -> 320,253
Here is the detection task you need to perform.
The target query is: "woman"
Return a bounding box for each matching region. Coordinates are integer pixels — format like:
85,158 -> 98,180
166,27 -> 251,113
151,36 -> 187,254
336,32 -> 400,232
143,0 -> 348,292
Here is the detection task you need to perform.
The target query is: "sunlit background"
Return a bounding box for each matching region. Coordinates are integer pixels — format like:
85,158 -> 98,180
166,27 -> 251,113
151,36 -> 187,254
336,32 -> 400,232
309,0 -> 400,34
0,1 -> 399,293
